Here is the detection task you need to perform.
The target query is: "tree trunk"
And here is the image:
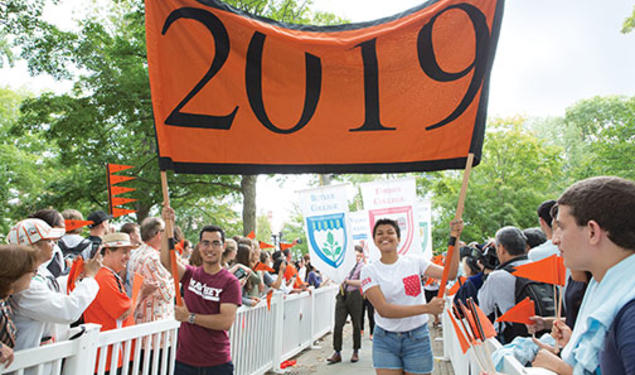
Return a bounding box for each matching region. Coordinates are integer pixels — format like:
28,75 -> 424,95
135,201 -> 151,224
241,175 -> 257,236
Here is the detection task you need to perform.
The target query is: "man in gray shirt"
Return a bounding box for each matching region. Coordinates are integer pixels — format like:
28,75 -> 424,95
477,226 -> 529,341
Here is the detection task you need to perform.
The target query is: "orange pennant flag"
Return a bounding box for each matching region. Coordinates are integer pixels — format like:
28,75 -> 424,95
254,262 -> 275,272
447,276 -> 467,295
66,257 -> 84,293
266,289 -> 274,311
112,207 -> 136,218
280,241 -> 297,250
447,309 -> 471,354
471,301 -> 497,339
111,197 -> 137,206
108,164 -> 134,173
111,186 -> 136,196
246,231 -> 255,239
109,174 -> 136,186
259,241 -> 275,249
127,273 -> 144,325
459,300 -> 481,341
496,297 -> 535,325
432,254 -> 445,266
511,254 -> 566,286
64,219 -> 94,232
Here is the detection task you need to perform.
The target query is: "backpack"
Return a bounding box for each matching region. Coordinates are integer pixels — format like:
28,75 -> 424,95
58,238 -> 92,259
498,258 -> 557,343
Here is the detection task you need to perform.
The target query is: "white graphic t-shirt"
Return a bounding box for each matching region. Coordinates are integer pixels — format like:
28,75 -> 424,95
361,255 -> 431,332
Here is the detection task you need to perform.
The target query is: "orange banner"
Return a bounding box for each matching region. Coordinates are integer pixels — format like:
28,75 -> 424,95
146,0 -> 504,174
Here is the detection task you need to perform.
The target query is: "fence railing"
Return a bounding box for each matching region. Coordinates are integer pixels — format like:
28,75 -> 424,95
441,307 -> 557,375
230,285 -> 339,375
1,285 -> 338,375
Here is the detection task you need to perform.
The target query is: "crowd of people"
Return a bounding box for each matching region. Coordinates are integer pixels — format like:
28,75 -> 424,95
324,176 -> 634,375
0,175 -> 632,375
0,204 -> 332,374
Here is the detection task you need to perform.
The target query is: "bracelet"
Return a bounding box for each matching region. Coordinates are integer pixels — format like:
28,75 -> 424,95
448,236 -> 457,246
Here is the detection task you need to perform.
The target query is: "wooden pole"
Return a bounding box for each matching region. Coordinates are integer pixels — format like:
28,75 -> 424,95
161,171 -> 183,306
438,153 -> 475,297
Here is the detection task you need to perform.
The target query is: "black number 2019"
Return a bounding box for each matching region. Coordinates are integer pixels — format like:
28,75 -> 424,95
161,3 -> 490,133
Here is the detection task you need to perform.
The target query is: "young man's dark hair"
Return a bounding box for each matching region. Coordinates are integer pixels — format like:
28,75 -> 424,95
199,225 -> 225,243
372,218 -> 400,239
29,209 -> 64,228
537,200 -> 557,229
354,245 -> 363,253
495,226 -> 527,256
523,227 -> 547,249
558,176 -> 635,250
120,222 -> 139,235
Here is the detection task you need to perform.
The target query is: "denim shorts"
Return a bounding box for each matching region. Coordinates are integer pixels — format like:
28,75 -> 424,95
372,324 -> 433,374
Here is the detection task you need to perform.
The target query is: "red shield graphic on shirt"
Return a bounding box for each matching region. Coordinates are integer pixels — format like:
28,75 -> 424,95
368,206 -> 415,255
402,274 -> 421,297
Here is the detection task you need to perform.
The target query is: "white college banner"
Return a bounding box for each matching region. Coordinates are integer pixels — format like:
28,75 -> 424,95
298,184 -> 356,284
360,178 -> 422,260
349,210 -> 371,258
416,199 -> 433,260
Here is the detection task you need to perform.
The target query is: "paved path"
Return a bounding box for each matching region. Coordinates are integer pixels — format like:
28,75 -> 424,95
273,321 -> 454,375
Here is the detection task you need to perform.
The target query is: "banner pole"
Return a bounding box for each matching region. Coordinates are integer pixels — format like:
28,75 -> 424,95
438,153 -> 474,297
161,170 -> 183,306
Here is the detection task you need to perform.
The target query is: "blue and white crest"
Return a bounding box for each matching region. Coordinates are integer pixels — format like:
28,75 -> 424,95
306,213 -> 348,268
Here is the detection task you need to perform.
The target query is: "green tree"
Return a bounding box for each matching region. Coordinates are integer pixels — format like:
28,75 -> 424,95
11,0 -> 344,232
623,5 -> 635,33
255,213 -> 272,243
0,86 -> 60,236
423,117 -> 566,250
281,208 -> 308,255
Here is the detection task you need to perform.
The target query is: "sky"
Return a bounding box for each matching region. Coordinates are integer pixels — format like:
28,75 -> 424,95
2,0 -> 634,231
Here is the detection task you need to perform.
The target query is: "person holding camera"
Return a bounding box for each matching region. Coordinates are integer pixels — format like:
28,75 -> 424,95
453,241 -> 498,308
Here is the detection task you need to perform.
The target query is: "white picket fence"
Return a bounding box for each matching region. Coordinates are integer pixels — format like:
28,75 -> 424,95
230,285 -> 338,375
441,307 -> 557,375
1,285 -> 338,375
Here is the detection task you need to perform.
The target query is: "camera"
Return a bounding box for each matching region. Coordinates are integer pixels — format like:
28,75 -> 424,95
472,243 -> 499,270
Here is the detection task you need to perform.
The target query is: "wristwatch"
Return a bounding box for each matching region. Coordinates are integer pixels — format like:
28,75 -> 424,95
188,313 -> 196,325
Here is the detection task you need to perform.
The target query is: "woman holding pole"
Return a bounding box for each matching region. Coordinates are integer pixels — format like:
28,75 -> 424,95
361,218 -> 463,375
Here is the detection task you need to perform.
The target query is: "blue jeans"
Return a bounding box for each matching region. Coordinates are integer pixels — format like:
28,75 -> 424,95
175,361 -> 234,375
372,324 -> 433,374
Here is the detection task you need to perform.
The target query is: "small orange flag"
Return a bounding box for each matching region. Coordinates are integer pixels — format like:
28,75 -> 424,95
112,207 -> 136,218
447,276 -> 467,295
111,197 -> 137,206
66,257 -> 84,293
280,240 -> 297,250
109,174 -> 136,186
259,241 -> 275,249
64,219 -> 94,232
254,262 -> 275,272
266,289 -> 274,311
246,231 -> 256,239
496,297 -> 535,325
432,254 -> 445,266
111,186 -> 136,196
447,309 -> 471,354
127,273 -> 144,325
511,254 -> 566,286
108,164 -> 134,173
459,300 -> 482,341
471,301 -> 497,339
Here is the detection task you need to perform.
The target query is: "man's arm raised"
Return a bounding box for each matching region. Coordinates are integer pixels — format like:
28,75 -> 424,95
160,205 -> 186,281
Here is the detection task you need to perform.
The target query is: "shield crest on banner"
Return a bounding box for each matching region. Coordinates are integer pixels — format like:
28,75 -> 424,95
306,213 -> 348,268
368,206 -> 415,255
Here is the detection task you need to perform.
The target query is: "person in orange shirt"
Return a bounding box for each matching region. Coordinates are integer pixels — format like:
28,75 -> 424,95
84,232 -> 156,372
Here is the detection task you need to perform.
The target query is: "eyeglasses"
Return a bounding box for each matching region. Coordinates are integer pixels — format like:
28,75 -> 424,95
200,240 -> 223,248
